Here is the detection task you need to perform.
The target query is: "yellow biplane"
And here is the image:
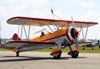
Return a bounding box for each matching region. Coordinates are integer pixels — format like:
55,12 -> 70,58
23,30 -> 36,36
0,16 -> 98,59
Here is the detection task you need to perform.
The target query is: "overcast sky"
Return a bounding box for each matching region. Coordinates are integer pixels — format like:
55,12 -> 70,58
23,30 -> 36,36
0,0 -> 100,39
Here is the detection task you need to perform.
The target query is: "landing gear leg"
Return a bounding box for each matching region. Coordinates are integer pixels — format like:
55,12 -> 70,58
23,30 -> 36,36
99,46 -> 100,50
82,46 -> 85,50
16,52 -> 19,57
50,41 -> 62,59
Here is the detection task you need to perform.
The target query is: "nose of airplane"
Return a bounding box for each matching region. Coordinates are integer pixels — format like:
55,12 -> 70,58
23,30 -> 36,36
71,29 -> 79,38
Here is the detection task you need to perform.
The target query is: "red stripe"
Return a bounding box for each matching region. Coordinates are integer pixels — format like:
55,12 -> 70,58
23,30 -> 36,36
76,41 -> 93,44
7,41 -> 55,44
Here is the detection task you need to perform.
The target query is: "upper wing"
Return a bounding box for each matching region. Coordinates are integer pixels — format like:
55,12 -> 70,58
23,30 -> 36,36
7,16 -> 98,28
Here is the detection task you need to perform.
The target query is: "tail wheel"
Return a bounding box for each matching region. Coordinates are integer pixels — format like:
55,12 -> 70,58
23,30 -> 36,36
71,51 -> 79,58
53,54 -> 61,59
16,52 -> 19,57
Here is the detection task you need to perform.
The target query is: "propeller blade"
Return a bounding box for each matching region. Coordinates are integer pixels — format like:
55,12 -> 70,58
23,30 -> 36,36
75,37 -> 79,50
71,16 -> 79,50
71,16 -> 75,28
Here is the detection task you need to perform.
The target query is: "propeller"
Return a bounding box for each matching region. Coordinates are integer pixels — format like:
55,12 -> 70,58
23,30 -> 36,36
71,16 -> 75,28
75,36 -> 79,50
71,16 -> 79,50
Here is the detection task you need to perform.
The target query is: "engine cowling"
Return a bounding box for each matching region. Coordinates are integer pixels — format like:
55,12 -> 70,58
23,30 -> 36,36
66,27 -> 79,44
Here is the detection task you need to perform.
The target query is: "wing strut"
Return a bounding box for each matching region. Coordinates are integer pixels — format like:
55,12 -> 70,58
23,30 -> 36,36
81,26 -> 85,41
23,26 -> 28,39
21,25 -> 24,39
28,25 -> 31,40
47,25 -> 54,33
17,24 -> 30,40
17,25 -> 20,36
80,25 -> 89,41
85,26 -> 89,40
51,9 -> 60,31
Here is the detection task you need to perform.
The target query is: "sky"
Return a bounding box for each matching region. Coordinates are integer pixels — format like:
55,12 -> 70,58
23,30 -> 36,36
0,0 -> 100,40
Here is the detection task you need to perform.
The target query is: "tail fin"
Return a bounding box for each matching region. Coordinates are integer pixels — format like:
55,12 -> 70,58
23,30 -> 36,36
97,40 -> 100,45
12,33 -> 21,40
97,40 -> 100,44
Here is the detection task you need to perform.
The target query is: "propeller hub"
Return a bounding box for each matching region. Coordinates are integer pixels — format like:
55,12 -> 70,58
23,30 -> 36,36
71,28 -> 79,39
72,30 -> 78,37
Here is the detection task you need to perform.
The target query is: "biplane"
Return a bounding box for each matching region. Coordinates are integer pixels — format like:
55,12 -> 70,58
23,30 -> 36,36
82,40 -> 100,50
0,16 -> 98,59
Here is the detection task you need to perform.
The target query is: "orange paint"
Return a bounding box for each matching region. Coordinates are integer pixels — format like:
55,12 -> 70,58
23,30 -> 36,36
30,27 -> 68,42
50,49 -> 62,55
12,47 -> 21,52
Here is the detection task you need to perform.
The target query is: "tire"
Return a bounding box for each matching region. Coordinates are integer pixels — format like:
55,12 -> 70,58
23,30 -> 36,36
83,47 -> 85,50
53,54 -> 61,59
16,52 -> 19,57
71,51 -> 79,58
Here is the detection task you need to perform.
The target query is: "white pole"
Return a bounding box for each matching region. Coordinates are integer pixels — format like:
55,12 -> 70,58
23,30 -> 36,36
21,25 -> 24,39
28,25 -> 30,40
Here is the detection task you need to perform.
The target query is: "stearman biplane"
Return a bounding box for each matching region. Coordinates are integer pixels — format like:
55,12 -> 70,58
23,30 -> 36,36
0,15 -> 98,59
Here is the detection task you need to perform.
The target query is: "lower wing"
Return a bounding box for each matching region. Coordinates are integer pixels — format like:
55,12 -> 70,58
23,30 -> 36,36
73,41 -> 93,46
0,41 -> 55,52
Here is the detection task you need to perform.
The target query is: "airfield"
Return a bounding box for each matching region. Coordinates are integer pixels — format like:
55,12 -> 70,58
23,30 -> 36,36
0,51 -> 100,69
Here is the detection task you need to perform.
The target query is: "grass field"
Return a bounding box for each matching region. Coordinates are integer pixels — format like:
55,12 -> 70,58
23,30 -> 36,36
0,46 -> 100,53
32,46 -> 100,53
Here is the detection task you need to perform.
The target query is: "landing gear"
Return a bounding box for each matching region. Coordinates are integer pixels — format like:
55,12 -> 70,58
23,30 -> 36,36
50,41 -> 62,59
50,49 -> 62,59
92,47 -> 94,50
68,48 -> 79,58
82,47 -> 85,50
16,52 -> 19,57
53,54 -> 61,59
71,51 -> 79,58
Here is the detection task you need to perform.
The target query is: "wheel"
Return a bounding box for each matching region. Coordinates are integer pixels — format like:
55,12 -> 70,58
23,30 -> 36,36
71,51 -> 79,58
92,47 -> 94,50
99,46 -> 100,50
53,54 -> 61,59
82,47 -> 85,50
16,52 -> 19,57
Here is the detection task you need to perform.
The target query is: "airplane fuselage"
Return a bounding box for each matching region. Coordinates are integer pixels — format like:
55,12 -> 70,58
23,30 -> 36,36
30,27 -> 78,46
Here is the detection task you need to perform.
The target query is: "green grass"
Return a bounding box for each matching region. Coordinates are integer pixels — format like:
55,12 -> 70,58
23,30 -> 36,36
0,46 -> 100,53
0,48 -> 12,51
32,46 -> 100,53
79,46 -> 100,53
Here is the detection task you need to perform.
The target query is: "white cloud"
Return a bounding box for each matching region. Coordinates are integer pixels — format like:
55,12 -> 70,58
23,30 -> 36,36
78,11 -> 100,22
75,11 -> 100,39
0,0 -> 49,38
0,0 -> 48,18
79,1 -> 95,7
